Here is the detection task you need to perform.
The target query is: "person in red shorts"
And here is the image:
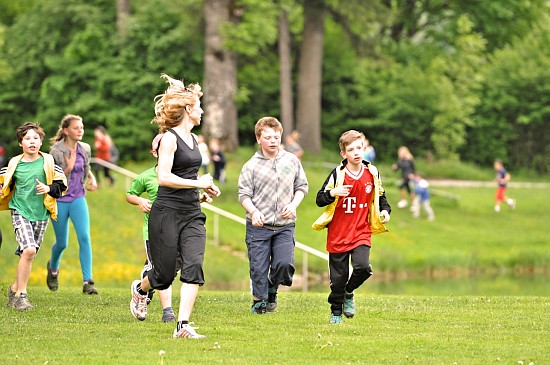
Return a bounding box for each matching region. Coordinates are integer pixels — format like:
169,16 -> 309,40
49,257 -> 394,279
494,159 -> 516,212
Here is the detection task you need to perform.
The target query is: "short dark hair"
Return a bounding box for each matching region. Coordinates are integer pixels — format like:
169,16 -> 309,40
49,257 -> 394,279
16,122 -> 45,143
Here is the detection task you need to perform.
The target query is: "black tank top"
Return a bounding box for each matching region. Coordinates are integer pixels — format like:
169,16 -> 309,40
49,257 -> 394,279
155,129 -> 202,210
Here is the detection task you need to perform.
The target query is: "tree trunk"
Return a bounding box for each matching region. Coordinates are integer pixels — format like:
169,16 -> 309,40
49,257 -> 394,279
116,0 -> 131,37
295,0 -> 325,153
203,0 -> 239,151
279,8 -> 294,138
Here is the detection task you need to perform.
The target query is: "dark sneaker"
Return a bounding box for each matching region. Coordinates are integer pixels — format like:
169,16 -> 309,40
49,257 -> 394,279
7,286 -> 16,308
329,314 -> 343,324
343,294 -> 356,318
173,324 -> 205,339
162,308 -> 176,323
83,280 -> 99,295
14,293 -> 33,311
46,261 -> 59,292
251,300 -> 267,314
267,292 -> 277,312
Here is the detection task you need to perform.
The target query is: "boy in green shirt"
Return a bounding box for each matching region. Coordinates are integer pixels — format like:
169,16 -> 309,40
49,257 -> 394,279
0,122 -> 67,311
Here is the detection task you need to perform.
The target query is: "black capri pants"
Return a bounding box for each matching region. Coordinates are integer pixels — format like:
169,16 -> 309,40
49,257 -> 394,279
146,204 -> 207,290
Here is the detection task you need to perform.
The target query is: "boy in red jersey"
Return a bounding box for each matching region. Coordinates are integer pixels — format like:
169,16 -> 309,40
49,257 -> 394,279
313,130 -> 391,324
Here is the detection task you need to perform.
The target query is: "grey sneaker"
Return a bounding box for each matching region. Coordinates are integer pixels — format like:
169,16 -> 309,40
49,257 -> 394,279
7,286 -> 16,308
251,300 -> 267,314
83,280 -> 98,295
162,308 -> 176,323
46,260 -> 59,292
343,294 -> 356,318
329,313 -> 343,324
14,293 -> 33,311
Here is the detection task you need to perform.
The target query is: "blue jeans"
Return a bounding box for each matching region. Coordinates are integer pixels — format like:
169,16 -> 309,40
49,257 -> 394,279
50,197 -> 94,281
245,222 -> 295,300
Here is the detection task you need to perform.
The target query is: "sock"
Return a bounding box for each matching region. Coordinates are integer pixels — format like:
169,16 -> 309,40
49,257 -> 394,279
136,283 -> 147,296
51,269 -> 59,276
177,320 -> 189,331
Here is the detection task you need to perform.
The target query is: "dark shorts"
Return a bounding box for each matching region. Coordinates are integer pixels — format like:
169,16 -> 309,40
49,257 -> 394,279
147,205 -> 207,290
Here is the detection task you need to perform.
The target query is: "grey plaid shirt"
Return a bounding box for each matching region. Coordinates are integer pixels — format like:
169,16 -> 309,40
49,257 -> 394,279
238,149 -> 309,227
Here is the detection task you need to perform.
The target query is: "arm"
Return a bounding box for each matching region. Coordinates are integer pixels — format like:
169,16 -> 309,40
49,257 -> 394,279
316,170 -> 337,207
85,169 -> 97,191
126,194 -> 152,213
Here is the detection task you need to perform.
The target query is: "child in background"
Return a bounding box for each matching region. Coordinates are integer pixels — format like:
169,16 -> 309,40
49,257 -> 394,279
493,159 -> 516,212
409,172 -> 435,221
209,138 -> 226,185
392,146 -> 415,208
0,122 -> 67,311
313,130 -> 390,324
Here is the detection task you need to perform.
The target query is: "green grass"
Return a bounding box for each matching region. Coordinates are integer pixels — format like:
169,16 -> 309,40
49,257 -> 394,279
0,288 -> 548,364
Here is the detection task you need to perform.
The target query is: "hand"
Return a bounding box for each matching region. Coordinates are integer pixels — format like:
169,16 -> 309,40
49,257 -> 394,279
64,149 -> 77,172
204,184 -> 221,198
197,173 -> 214,189
380,210 -> 390,223
199,192 -> 213,203
85,177 -> 98,191
280,203 -> 296,219
251,210 -> 265,227
330,185 -> 353,198
35,179 -> 51,195
138,198 -> 152,213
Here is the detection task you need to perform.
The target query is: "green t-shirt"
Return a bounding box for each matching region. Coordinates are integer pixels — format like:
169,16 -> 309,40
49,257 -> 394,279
9,156 -> 49,221
126,166 -> 158,240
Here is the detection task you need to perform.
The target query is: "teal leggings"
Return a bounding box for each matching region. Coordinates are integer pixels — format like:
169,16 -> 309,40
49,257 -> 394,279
50,197 -> 94,281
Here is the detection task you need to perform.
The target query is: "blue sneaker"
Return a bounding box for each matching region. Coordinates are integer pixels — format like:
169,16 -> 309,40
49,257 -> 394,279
251,300 -> 267,314
343,294 -> 356,318
329,314 -> 343,324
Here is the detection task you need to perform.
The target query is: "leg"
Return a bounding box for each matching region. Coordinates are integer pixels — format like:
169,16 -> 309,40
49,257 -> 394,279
345,245 -> 372,293
268,224 -> 296,289
423,200 -> 435,221
328,252 -> 350,315
69,198 -> 94,281
49,202 -> 71,271
245,223 -> 272,302
411,196 -> 421,218
15,247 -> 37,295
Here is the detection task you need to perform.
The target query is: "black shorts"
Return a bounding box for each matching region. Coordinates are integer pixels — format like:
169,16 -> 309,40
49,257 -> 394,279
147,205 -> 207,290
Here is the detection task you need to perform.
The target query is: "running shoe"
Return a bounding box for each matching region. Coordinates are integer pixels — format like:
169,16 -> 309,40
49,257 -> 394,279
7,286 -> 16,308
343,294 -> 356,318
162,308 -> 176,323
83,280 -> 99,295
251,300 -> 267,314
46,260 -> 59,292
173,324 -> 206,339
329,314 -> 343,324
130,280 -> 148,321
267,292 -> 277,312
14,293 -> 33,311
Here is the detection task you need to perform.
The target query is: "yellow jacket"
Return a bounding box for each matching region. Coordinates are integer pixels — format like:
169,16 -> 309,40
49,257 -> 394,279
312,160 -> 390,234
0,152 -> 67,221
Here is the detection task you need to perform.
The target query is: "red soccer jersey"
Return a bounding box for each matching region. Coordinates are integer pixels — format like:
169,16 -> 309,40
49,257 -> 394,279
326,165 -> 374,253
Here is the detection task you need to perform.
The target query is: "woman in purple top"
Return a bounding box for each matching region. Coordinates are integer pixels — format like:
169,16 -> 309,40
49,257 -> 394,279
47,115 -> 99,294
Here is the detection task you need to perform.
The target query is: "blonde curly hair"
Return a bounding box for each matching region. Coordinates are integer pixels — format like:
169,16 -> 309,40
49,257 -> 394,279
151,73 -> 203,133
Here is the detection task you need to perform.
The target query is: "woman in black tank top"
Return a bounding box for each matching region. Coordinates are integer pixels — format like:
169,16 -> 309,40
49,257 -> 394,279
129,74 -> 221,339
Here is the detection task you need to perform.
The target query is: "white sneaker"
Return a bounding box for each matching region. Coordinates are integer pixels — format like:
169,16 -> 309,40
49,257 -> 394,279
494,205 -> 501,213
508,199 -> 516,210
130,280 -> 148,321
173,324 -> 206,339
397,200 -> 408,209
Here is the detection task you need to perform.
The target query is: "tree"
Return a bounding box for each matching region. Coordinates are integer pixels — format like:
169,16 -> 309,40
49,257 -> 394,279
203,0 -> 239,150
116,0 -> 130,37
295,0 -> 325,153
278,6 -> 294,137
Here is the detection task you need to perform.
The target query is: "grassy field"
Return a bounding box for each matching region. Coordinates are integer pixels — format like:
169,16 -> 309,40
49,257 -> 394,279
1,288 -> 548,365
0,149 -> 549,364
